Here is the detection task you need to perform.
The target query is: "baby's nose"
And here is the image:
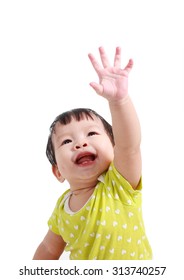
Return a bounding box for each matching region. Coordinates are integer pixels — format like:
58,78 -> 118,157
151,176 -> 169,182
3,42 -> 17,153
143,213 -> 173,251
75,142 -> 88,150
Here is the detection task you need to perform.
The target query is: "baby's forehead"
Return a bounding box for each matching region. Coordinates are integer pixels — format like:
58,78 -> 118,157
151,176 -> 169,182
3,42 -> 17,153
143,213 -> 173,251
53,115 -> 104,134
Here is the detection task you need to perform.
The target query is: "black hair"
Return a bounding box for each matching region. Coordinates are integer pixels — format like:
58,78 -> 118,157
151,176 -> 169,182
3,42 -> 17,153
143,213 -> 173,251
46,108 -> 114,166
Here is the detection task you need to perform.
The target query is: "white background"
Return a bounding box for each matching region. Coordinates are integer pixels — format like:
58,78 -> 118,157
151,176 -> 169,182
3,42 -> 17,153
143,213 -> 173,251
0,0 -> 184,278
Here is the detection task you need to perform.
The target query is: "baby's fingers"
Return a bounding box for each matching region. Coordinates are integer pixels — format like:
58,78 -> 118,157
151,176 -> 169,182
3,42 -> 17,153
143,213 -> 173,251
114,47 -> 121,68
88,53 -> 102,75
124,59 -> 134,74
99,47 -> 111,68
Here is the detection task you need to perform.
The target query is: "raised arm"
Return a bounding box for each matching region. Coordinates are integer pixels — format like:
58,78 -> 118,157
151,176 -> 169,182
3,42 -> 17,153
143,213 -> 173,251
88,47 -> 141,189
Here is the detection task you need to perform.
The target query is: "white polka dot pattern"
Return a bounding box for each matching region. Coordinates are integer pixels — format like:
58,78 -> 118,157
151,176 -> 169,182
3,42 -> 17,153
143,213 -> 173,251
48,162 -> 152,260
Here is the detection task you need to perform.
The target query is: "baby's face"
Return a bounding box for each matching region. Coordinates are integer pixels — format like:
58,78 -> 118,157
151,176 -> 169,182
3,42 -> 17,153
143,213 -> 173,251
52,116 -> 114,187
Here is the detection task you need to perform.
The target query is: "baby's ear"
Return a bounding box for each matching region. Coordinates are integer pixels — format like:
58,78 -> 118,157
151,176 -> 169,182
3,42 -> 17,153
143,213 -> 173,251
52,165 -> 65,183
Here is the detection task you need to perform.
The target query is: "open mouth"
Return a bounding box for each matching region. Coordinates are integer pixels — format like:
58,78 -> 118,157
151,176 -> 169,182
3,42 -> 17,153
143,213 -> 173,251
75,153 -> 96,165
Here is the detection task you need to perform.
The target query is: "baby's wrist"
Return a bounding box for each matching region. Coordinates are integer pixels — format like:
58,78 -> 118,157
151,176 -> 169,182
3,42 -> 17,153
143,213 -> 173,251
108,94 -> 130,107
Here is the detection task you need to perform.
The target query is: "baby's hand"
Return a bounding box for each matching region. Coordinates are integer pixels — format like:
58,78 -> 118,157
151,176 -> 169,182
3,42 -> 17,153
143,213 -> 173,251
88,47 -> 133,102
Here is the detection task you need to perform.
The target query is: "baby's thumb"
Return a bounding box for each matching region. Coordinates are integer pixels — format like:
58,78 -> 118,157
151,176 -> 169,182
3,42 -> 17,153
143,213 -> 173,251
89,82 -> 103,96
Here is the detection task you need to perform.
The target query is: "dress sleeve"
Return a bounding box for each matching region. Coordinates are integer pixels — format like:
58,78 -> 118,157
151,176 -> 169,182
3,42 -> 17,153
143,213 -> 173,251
47,195 -> 63,235
104,162 -> 142,206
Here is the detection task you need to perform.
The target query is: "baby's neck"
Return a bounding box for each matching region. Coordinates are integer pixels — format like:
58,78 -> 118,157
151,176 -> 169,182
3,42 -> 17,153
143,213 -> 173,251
71,184 -> 95,196
69,185 -> 96,212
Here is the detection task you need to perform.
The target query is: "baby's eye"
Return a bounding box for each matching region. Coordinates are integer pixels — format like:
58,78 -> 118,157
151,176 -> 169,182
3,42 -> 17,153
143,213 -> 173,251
88,131 -> 98,136
61,139 -> 72,145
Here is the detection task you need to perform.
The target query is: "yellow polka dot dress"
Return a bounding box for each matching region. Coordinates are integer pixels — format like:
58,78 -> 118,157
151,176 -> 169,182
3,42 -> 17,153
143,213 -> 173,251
48,163 -> 152,260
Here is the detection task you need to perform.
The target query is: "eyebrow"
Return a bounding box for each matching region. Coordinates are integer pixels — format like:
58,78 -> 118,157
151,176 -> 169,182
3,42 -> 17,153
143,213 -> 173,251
54,124 -> 103,141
